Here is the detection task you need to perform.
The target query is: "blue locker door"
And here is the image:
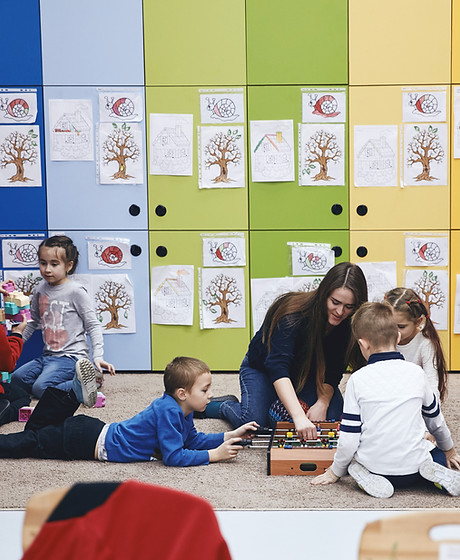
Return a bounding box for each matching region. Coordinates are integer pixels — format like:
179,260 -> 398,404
62,230 -> 151,371
0,87 -> 47,231
0,0 -> 42,86
40,0 -> 144,86
44,87 -> 148,231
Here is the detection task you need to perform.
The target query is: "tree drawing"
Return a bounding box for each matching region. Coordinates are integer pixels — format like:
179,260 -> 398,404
304,129 -> 342,181
95,280 -> 132,330
0,128 -> 39,182
204,129 -> 242,183
102,123 -> 140,180
202,273 -> 242,323
413,270 -> 445,316
407,125 -> 444,182
14,273 -> 42,297
297,277 -> 322,293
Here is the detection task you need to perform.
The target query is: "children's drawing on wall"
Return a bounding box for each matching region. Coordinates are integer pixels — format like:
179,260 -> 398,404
200,268 -> 245,329
93,274 -> 135,333
87,238 -> 131,270
3,270 -> 42,300
405,235 -> 448,267
0,89 -> 37,124
403,123 -> 447,186
301,89 -> 346,123
202,233 -> 246,267
293,276 -> 323,293
199,126 -> 245,189
353,125 -> 398,187
49,99 -> 93,161
250,120 -> 295,182
357,261 -> 397,302
151,265 -> 194,326
402,89 -> 446,123
99,91 -> 143,123
149,113 -> 193,176
99,122 -> 143,184
250,277 -> 293,335
199,89 -> 244,124
299,123 -> 345,186
454,87 -> 460,159
1,238 -> 41,268
404,269 -> 448,331
289,243 -> 335,276
0,125 -> 41,187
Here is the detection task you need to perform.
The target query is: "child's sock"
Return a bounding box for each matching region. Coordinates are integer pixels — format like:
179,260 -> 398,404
348,459 -> 394,498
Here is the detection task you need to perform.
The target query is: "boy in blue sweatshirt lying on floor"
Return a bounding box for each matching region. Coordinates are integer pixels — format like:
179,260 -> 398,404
0,356 -> 257,466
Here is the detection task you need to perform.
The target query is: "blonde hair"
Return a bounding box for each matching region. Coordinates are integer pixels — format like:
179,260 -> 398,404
164,357 -> 210,395
352,302 -> 398,349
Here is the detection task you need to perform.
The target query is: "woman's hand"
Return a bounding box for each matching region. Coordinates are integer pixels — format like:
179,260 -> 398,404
292,413 -> 318,441
306,400 -> 329,422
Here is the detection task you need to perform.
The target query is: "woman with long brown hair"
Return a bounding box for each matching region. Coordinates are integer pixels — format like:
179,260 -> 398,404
205,262 -> 368,439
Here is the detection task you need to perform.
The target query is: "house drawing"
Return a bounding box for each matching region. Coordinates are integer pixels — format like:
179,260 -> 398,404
52,110 -> 91,155
154,276 -> 191,311
151,124 -> 191,172
253,131 -> 291,178
357,136 -> 395,182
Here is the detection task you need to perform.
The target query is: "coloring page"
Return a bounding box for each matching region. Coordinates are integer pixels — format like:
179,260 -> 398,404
403,123 -> 447,186
250,120 -> 295,182
199,89 -> 244,124
202,233 -> 246,267
98,122 -> 143,184
200,268 -> 245,329
292,276 -> 323,293
99,91 -> 143,123
357,261 -> 397,303
87,238 -> 132,270
151,265 -> 194,326
301,88 -> 346,123
404,269 -> 448,331
454,275 -> 460,334
0,89 -> 37,124
453,87 -> 460,159
289,243 -> 335,276
2,269 -> 42,301
149,113 -> 193,176
299,123 -> 345,186
251,277 -> 294,335
354,125 -> 398,187
199,126 -> 245,189
92,273 -> 136,334
0,125 -> 41,187
402,88 -> 447,123
49,99 -> 93,161
1,237 -> 41,268
405,236 -> 448,267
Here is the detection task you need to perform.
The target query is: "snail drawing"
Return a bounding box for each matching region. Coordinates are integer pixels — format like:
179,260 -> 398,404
206,97 -> 239,121
0,97 -> 31,121
93,244 -> 126,267
8,242 -> 39,266
209,241 -> 239,264
298,251 -> 328,272
412,241 -> 442,264
104,96 -> 136,119
309,94 -> 340,118
409,93 -> 440,116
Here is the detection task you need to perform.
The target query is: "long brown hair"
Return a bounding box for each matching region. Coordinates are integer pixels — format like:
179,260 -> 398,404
385,287 -> 447,400
262,262 -> 368,393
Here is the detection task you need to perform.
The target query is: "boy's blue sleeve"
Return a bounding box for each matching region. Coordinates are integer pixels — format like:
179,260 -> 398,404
184,417 -> 224,450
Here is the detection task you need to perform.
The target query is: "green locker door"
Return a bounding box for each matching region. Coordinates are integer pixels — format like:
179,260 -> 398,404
248,86 -> 349,230
150,231 -> 250,371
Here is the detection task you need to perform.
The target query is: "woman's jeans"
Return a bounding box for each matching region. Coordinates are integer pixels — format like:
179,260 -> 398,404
219,355 -> 344,428
12,355 -> 77,398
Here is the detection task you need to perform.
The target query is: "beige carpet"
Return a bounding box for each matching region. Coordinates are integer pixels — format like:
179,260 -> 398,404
1,372 -> 460,510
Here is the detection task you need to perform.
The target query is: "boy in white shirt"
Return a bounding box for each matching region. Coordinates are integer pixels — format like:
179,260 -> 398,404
311,301 -> 460,498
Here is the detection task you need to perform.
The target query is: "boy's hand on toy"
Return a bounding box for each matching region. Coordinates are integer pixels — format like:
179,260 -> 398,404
310,468 -> 340,486
226,421 -> 259,441
94,358 -> 116,376
445,447 -> 460,470
209,438 -> 243,462
11,314 -> 28,335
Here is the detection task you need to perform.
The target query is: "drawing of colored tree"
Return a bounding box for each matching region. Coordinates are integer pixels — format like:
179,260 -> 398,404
204,129 -> 242,183
203,273 -> 242,323
413,270 -> 445,315
14,273 -> 42,297
407,125 -> 444,182
95,280 -> 131,330
298,277 -> 322,293
0,129 -> 39,182
102,123 -> 140,180
304,129 -> 341,181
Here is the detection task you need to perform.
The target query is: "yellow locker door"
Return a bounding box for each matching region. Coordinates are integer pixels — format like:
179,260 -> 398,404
452,0 -> 460,84
349,0 -> 451,86
450,231 -> 460,370
350,230 -> 450,367
451,85 -> 460,229
350,86 -> 450,231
